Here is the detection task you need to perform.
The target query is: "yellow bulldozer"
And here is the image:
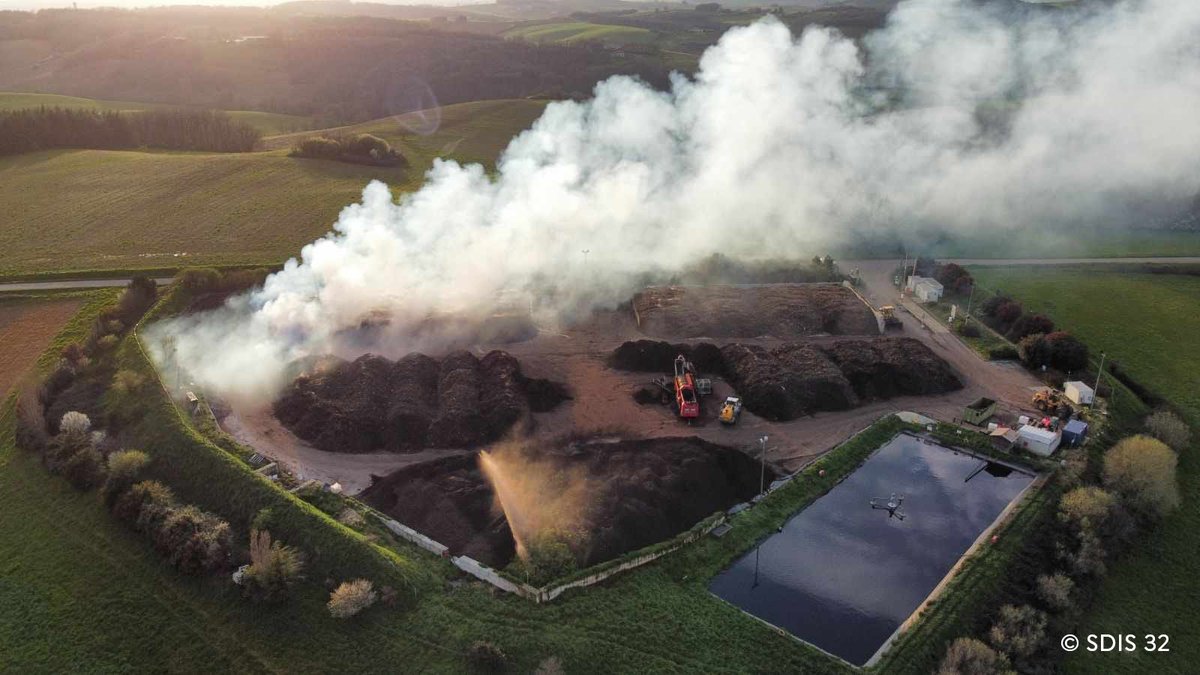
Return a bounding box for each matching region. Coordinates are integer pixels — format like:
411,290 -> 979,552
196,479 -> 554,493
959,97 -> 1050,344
880,305 -> 903,330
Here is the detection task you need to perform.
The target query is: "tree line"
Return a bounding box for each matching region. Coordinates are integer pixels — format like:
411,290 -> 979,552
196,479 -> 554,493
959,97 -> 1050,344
0,107 -> 261,156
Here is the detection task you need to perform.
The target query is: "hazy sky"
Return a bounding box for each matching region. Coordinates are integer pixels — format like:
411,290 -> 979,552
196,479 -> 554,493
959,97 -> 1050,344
0,0 -> 493,10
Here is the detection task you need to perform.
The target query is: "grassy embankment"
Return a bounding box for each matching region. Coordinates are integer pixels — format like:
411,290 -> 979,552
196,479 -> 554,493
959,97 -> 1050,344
6,284 -> 1038,673
0,99 -> 547,277
0,92 -> 310,136
963,266 -> 1200,672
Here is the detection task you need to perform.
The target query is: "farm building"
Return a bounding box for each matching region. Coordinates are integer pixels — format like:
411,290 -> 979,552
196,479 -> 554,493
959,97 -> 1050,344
905,276 -> 944,303
1017,425 -> 1061,456
1064,381 -> 1094,405
1062,419 -> 1089,446
963,397 -> 997,426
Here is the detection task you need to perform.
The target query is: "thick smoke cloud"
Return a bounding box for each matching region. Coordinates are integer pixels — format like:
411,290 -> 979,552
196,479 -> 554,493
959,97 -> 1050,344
151,0 -> 1200,401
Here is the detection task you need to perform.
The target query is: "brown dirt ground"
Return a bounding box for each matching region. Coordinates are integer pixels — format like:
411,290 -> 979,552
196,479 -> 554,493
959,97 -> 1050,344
633,284 -> 879,338
230,265 -> 1046,490
0,298 -> 82,399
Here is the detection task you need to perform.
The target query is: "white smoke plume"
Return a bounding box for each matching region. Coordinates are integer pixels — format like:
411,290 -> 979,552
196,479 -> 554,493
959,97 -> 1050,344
152,0 -> 1200,401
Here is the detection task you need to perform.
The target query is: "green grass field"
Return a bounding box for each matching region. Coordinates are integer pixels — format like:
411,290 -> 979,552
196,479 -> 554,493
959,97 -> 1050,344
0,92 -> 311,136
503,21 -> 656,45
968,266 -> 1200,672
0,99 -> 547,276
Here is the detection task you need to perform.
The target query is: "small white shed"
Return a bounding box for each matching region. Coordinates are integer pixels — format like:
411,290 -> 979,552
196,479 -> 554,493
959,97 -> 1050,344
1017,425 -> 1061,456
905,276 -> 944,303
1064,381 -> 1094,405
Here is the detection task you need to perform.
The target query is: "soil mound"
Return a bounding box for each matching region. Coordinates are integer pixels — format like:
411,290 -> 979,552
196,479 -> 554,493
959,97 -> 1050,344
632,284 -> 878,338
608,339 -> 724,374
273,350 -> 568,453
360,438 -> 772,569
720,343 -> 858,421
822,337 -> 963,400
361,455 -> 514,564
544,437 -> 770,566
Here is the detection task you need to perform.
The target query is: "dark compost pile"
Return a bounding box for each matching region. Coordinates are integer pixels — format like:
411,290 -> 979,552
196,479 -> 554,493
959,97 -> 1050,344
273,350 -> 569,453
360,437 -> 772,569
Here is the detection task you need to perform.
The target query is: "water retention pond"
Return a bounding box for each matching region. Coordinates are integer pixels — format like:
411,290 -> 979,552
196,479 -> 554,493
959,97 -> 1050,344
709,432 -> 1035,666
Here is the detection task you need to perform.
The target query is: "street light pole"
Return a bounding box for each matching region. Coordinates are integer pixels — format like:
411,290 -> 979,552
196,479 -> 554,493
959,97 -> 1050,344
758,435 -> 769,496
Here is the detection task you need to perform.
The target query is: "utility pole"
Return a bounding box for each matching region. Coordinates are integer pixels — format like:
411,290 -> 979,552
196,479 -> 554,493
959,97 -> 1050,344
758,435 -> 769,496
581,249 -> 590,267
1093,352 -> 1106,406
965,284 -> 974,318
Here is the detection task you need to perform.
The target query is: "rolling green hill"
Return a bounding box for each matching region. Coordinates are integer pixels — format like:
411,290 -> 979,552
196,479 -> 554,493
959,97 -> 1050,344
0,99 -> 547,276
0,92 -> 311,136
504,21 -> 656,45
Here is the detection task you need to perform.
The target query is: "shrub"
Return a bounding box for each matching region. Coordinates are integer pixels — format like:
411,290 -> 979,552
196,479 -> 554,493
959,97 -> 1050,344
466,641 -> 508,674
1145,411 -> 1191,452
243,529 -> 305,603
1064,527 -> 1107,577
15,390 -> 49,454
1044,331 -> 1089,372
994,301 -> 1023,325
988,345 -> 1019,361
63,446 -> 106,490
958,322 -> 981,338
1058,486 -> 1115,532
59,411 -> 91,436
507,531 -> 579,586
1103,435 -> 1180,520
935,263 -> 974,295
115,275 -> 158,324
1007,313 -> 1054,341
154,505 -> 233,575
981,295 -> 1014,317
294,136 -> 341,159
328,579 -> 377,618
102,449 -> 151,504
177,268 -> 222,292
1036,573 -> 1075,613
937,637 -> 1012,675
112,479 -> 174,523
988,604 -> 1048,661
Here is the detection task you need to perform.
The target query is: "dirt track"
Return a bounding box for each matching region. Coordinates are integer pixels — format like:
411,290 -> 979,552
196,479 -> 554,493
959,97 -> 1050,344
220,404 -> 470,494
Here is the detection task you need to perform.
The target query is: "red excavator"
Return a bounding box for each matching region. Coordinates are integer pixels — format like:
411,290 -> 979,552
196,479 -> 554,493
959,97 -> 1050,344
673,355 -> 700,419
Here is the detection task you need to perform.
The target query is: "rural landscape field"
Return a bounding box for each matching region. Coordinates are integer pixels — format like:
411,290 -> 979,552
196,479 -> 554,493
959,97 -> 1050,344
1,0 -> 1198,673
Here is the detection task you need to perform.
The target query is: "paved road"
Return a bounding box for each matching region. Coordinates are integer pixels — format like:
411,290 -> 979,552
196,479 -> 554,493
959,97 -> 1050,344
3,256 -> 1196,294
941,257 -> 1200,266
0,277 -> 175,293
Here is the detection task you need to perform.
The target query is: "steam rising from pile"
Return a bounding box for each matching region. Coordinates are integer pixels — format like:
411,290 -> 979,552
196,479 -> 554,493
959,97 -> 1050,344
478,446 -> 591,561
152,0 -> 1200,401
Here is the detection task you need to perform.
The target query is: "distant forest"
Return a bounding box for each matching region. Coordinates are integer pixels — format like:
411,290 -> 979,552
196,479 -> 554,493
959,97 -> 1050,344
0,108 -> 261,156
0,9 -> 672,126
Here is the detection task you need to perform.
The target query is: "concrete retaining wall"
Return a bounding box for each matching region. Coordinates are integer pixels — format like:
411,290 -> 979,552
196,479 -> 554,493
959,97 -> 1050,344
381,518 -> 450,558
446,516 -> 728,603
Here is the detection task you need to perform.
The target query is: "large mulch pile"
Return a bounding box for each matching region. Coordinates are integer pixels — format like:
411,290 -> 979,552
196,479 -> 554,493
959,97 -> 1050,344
822,338 -> 963,400
360,437 -> 771,569
614,337 -> 961,421
273,350 -> 569,453
608,339 -> 724,374
632,284 -> 878,338
719,343 -> 858,420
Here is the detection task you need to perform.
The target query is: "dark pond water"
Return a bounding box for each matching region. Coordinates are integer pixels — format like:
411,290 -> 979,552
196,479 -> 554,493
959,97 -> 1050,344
708,432 -> 1035,666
